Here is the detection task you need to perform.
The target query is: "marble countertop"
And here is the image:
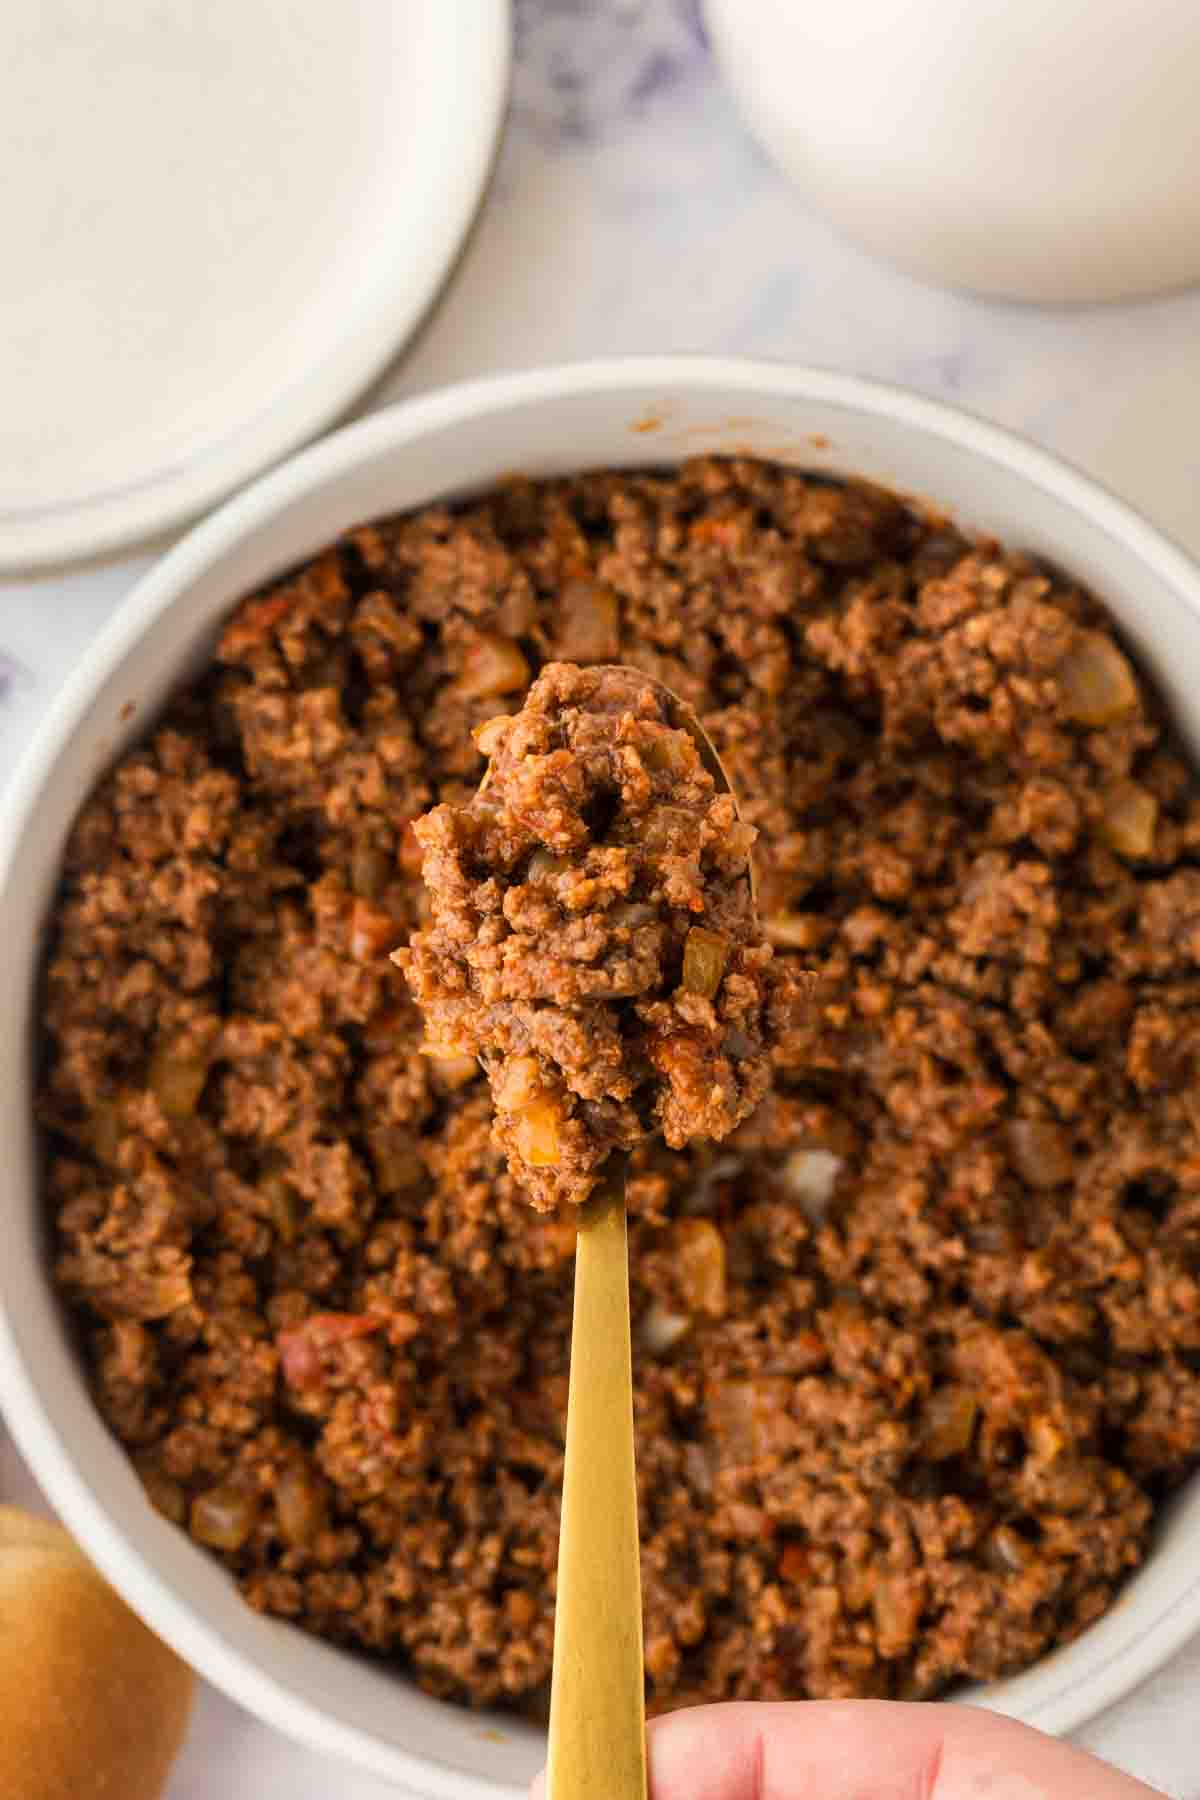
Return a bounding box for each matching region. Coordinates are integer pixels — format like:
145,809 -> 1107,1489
3,2 -> 1200,1793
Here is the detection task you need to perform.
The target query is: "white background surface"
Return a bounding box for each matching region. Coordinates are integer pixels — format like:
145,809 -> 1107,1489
2,2 -> 1199,1793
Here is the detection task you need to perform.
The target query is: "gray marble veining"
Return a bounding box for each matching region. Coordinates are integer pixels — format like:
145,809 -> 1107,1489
512,0 -> 707,142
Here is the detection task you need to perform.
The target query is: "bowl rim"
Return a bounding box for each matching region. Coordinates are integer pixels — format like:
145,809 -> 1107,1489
3,354 -> 1200,1791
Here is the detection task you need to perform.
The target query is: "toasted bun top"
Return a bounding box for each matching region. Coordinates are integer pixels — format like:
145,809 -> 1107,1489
0,1505 -> 194,1800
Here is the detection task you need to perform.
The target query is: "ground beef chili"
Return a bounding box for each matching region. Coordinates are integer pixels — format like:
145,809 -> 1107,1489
41,458 -> 1200,1714
398,660 -> 782,1210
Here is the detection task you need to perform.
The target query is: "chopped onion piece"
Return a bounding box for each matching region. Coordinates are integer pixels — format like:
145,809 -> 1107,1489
781,1148 -> 842,1221
350,840 -> 390,899
765,914 -> 815,949
191,1485 -> 257,1552
276,1465 -> 329,1548
872,1575 -> 919,1651
1008,1118 -> 1073,1189
682,927 -> 730,999
1100,780 -> 1158,858
141,1470 -> 186,1525
397,820 -> 425,877
642,729 -> 694,776
428,1054 -> 478,1089
494,1055 -> 543,1111
526,849 -> 569,882
989,1524 -> 1028,1573
1057,632 -> 1139,726
923,1386 -> 979,1460
350,898 -> 403,961
473,713 -> 511,759
641,1302 -> 691,1353
515,1098 -> 562,1166
146,1044 -> 209,1118
459,634 -> 530,699
559,578 -> 620,663
675,1218 -> 727,1316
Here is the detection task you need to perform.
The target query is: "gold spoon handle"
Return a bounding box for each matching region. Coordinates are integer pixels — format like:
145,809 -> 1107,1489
546,1162 -> 647,1800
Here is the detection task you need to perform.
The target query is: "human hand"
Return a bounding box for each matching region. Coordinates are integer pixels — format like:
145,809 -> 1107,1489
532,1699 -> 1170,1799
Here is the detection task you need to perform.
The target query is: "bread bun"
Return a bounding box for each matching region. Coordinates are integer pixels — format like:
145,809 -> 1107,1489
0,1505 -> 193,1800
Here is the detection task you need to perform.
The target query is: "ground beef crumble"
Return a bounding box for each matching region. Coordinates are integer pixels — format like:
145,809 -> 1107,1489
40,458 -> 1200,1715
398,660 -> 782,1209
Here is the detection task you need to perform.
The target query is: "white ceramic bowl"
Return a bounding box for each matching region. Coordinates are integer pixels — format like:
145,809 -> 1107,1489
2,358 -> 1200,1795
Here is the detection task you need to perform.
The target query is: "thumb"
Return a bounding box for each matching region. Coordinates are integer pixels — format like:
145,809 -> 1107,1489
639,1700 -> 1166,1800
531,1699 -> 1168,1800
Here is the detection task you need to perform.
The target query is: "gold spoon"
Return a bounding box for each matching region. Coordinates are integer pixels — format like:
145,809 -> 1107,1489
542,669 -> 754,1800
546,1151 -> 643,1800
478,667 -> 755,1800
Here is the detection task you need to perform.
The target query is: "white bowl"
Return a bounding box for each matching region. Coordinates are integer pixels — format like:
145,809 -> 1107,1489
2,358 -> 1200,1795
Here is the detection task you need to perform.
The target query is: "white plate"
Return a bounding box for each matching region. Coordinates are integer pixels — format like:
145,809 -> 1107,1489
0,0 -> 510,571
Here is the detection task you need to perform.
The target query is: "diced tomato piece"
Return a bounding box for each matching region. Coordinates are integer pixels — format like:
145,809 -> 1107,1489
277,1312 -> 383,1390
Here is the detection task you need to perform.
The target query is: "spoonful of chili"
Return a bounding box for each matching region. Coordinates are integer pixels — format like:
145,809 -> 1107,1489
395,662 -> 782,1800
